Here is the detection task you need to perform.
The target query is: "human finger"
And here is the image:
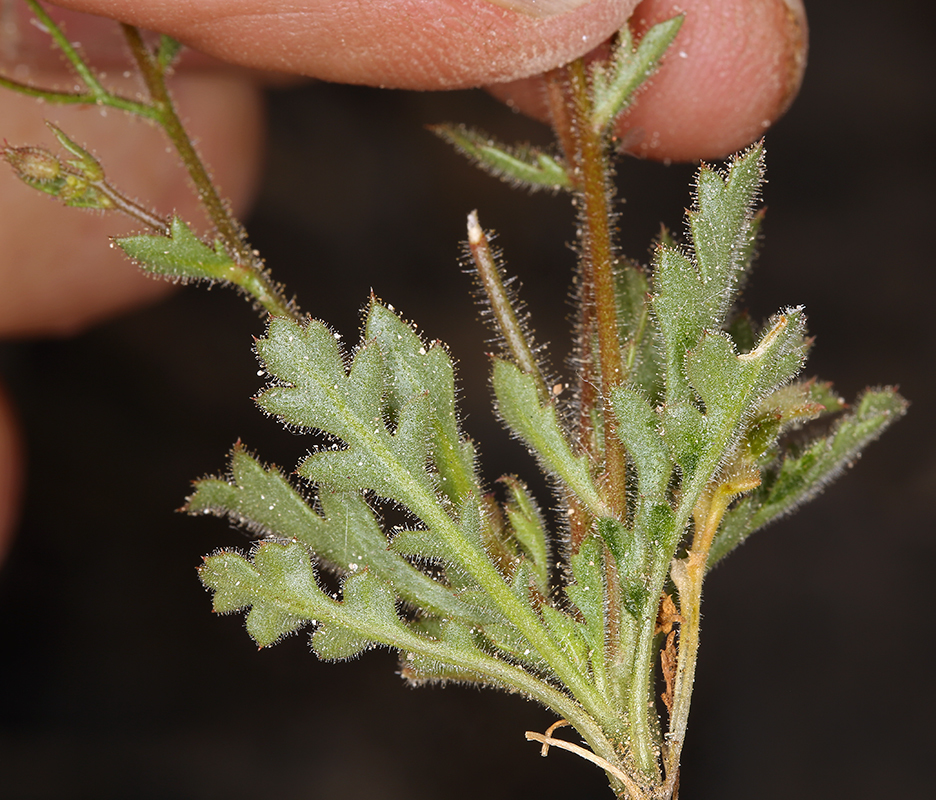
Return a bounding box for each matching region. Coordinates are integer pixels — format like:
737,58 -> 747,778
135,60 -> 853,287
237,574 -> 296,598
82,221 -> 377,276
0,382 -> 22,567
489,0 -> 808,161
46,0 -> 641,89
0,71 -> 264,337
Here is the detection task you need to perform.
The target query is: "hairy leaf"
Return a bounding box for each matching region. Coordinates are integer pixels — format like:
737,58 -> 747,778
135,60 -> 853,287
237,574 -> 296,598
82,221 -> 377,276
186,445 -> 474,622
684,310 -> 809,485
431,124 -> 571,192
591,15 -> 685,133
256,317 -> 436,510
493,359 -> 606,516
502,476 -> 550,595
199,541 -> 327,647
565,536 -> 608,689
365,301 -> 477,502
709,387 -> 907,566
652,145 -> 765,404
615,263 -> 662,402
116,216 -> 234,282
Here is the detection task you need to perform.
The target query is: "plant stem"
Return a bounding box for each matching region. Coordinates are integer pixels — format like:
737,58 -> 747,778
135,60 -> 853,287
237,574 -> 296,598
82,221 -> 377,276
119,28 -> 240,259
92,180 -> 169,233
119,24 -> 297,320
665,473 -> 759,785
559,61 -> 629,519
467,211 -> 549,402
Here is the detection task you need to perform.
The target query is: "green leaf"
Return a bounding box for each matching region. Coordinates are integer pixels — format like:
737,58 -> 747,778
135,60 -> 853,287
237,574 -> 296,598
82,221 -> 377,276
615,263 -> 662,402
685,310 -> 809,474
740,380 -> 842,463
591,15 -> 685,133
311,571 -> 409,660
199,541 -> 328,647
565,536 -> 608,690
430,124 -> 571,192
493,359 -> 607,516
402,619 -> 488,682
186,445 -> 475,623
116,216 -> 234,282
709,387 -> 908,567
596,517 -> 648,618
652,145 -> 765,404
689,144 -> 764,291
201,542 -> 430,660
47,122 -> 104,180
541,604 -> 590,678
156,35 -> 184,70
365,301 -> 477,502
610,387 -> 670,500
298,391 -> 433,504
256,316 -> 436,510
659,401 -> 707,481
502,476 -> 550,595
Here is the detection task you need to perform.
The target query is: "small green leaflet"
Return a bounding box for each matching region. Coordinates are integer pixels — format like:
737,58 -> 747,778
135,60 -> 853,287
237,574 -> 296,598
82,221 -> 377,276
116,216 -> 235,282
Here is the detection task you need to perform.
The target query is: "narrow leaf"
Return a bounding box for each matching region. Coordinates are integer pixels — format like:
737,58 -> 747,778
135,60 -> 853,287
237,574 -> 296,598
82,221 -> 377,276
565,536 -> 608,692
502,476 -> 550,595
493,359 -> 607,516
591,15 -> 685,133
431,124 -> 571,192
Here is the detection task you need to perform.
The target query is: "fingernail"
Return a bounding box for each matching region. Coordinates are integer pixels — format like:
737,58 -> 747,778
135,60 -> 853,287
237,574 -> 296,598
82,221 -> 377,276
482,0 -> 594,19
779,0 -> 809,112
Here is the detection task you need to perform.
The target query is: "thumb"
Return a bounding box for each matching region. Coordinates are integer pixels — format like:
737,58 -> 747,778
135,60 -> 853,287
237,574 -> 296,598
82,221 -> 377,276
46,0 -> 641,89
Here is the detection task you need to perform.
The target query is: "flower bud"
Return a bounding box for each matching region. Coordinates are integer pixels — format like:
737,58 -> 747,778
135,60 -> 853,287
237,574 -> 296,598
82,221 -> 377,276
2,145 -> 64,190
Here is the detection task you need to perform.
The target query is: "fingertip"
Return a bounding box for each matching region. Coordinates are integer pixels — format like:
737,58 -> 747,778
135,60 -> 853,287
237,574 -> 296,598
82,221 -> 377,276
0,383 -> 23,569
49,0 -> 640,89
618,0 -> 808,161
488,0 -> 807,163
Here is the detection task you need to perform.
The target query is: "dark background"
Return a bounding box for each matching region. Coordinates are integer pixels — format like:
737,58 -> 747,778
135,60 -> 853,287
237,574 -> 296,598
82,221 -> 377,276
1,1 -> 934,798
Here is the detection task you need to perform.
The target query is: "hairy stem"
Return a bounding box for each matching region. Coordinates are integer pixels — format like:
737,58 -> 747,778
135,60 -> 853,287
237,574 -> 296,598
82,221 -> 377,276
467,211 -> 549,401
119,25 -> 297,320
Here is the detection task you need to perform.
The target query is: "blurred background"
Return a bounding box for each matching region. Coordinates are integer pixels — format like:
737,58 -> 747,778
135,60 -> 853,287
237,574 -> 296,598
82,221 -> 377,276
1,1 -> 933,798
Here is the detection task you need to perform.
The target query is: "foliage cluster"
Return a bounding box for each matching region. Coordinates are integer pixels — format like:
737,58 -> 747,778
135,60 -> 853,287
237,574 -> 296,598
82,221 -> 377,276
1,3 -> 905,798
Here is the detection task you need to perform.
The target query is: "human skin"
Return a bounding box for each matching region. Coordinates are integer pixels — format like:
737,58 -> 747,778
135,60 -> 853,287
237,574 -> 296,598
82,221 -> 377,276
0,0 -> 807,559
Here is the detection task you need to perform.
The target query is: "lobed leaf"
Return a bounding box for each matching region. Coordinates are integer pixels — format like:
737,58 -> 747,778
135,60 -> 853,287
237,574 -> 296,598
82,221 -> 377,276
652,145 -> 765,404
256,316 -> 437,511
709,387 -> 908,567
186,445 -> 474,622
683,309 -> 809,485
199,541 -> 328,647
365,301 -> 477,502
116,216 -> 234,282
311,570 -> 410,660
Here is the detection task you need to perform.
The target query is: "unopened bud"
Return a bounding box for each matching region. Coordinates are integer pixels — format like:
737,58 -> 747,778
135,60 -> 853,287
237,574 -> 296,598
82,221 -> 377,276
2,145 -> 64,188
